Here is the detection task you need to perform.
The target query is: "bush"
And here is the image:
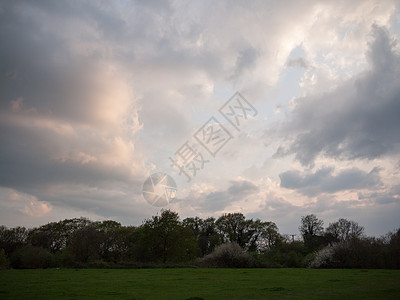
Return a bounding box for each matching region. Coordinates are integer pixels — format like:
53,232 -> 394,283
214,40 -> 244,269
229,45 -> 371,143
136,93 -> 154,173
261,241 -> 308,268
303,252 -> 316,268
309,244 -> 336,268
54,249 -> 77,268
331,238 -> 386,268
195,243 -> 253,268
11,246 -> 54,269
388,229 -> 400,268
309,238 -> 389,269
0,249 -> 10,269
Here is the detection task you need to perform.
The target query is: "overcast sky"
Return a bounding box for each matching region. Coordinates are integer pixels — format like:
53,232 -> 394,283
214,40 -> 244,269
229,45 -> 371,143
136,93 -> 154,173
1,0 -> 400,236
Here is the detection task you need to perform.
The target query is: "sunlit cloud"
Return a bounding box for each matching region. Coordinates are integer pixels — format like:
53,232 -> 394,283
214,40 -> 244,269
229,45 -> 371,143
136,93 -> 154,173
0,0 -> 399,236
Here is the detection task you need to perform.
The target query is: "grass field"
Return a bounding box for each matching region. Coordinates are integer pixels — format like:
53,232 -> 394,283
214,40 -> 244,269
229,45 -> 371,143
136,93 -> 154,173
0,268 -> 399,299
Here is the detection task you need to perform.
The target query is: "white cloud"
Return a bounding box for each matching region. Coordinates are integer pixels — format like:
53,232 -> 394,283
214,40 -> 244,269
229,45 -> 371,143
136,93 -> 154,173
0,188 -> 51,218
0,0 -> 399,236
276,25 -> 400,165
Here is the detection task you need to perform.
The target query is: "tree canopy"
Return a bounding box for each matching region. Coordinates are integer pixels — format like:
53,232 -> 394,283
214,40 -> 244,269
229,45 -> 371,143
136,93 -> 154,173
0,211 -> 398,269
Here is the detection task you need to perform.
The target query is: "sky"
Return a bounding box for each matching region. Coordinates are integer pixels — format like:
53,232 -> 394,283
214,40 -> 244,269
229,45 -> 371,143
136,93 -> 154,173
1,0 -> 400,237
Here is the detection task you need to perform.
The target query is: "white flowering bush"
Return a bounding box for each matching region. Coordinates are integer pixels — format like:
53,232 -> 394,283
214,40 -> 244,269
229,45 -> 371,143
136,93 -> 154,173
195,242 -> 253,268
309,244 -> 335,268
309,242 -> 354,268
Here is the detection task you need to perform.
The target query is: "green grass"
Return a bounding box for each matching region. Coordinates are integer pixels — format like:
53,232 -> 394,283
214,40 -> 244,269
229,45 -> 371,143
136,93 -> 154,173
0,268 -> 399,299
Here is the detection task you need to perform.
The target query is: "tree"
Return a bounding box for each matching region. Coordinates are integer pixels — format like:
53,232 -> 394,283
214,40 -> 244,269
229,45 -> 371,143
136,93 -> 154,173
0,249 -> 9,269
216,213 -> 249,248
28,222 -> 65,253
200,217 -> 223,254
299,214 -> 325,251
263,240 -> 307,268
0,211 -> 397,269
387,228 -> 400,269
183,217 -> 222,256
95,220 -> 126,262
67,222 -> 102,263
256,221 -> 282,252
0,226 -> 29,257
299,215 -> 324,237
28,218 -> 93,254
325,218 -> 365,242
139,210 -> 199,263
215,213 -> 282,252
11,246 -> 54,269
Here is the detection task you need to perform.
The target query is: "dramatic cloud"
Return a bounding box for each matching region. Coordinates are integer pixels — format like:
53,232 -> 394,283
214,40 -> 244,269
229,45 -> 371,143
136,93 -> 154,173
279,167 -> 382,197
276,26 -> 400,165
0,1 -> 399,236
176,180 -> 260,213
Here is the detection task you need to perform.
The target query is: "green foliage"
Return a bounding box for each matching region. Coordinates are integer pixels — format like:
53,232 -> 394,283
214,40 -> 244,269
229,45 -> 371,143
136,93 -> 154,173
67,223 -> 102,263
262,241 -> 308,267
325,218 -> 365,242
135,210 -> 200,263
183,217 -> 222,256
0,226 -> 28,256
0,212 -> 399,269
215,213 -> 281,252
10,246 -> 54,269
309,235 -> 400,269
386,228 -> 400,269
0,249 -> 10,269
298,214 -> 327,251
216,213 -> 248,247
299,214 -> 324,237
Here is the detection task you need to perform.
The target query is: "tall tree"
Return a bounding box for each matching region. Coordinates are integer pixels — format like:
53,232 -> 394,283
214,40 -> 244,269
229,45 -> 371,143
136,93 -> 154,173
139,209 -> 199,263
183,217 -> 222,256
68,221 -> 102,263
0,226 -> 29,257
216,213 -> 248,248
215,214 -> 281,252
388,228 -> 400,269
96,220 -> 128,262
299,214 -> 324,238
29,217 -> 92,253
256,221 -> 282,252
325,218 -> 365,242
299,214 -> 325,251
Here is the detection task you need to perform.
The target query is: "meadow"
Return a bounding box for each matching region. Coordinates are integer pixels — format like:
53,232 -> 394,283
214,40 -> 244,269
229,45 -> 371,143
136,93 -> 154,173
0,268 -> 399,299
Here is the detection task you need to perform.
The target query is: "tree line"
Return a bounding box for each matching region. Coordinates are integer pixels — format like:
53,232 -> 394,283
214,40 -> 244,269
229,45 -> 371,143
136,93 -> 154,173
0,210 -> 399,269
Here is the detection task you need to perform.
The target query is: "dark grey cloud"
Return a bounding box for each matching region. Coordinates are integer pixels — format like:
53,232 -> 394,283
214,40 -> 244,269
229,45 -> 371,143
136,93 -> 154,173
279,167 -> 382,196
0,1 -> 151,218
0,0 -> 231,222
230,47 -> 259,80
0,1 -> 109,125
182,180 -> 259,212
204,180 -> 259,211
0,117 -> 134,187
358,184 -> 400,205
0,0 -> 399,238
286,57 -> 309,69
275,25 -> 400,165
227,179 -> 260,196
